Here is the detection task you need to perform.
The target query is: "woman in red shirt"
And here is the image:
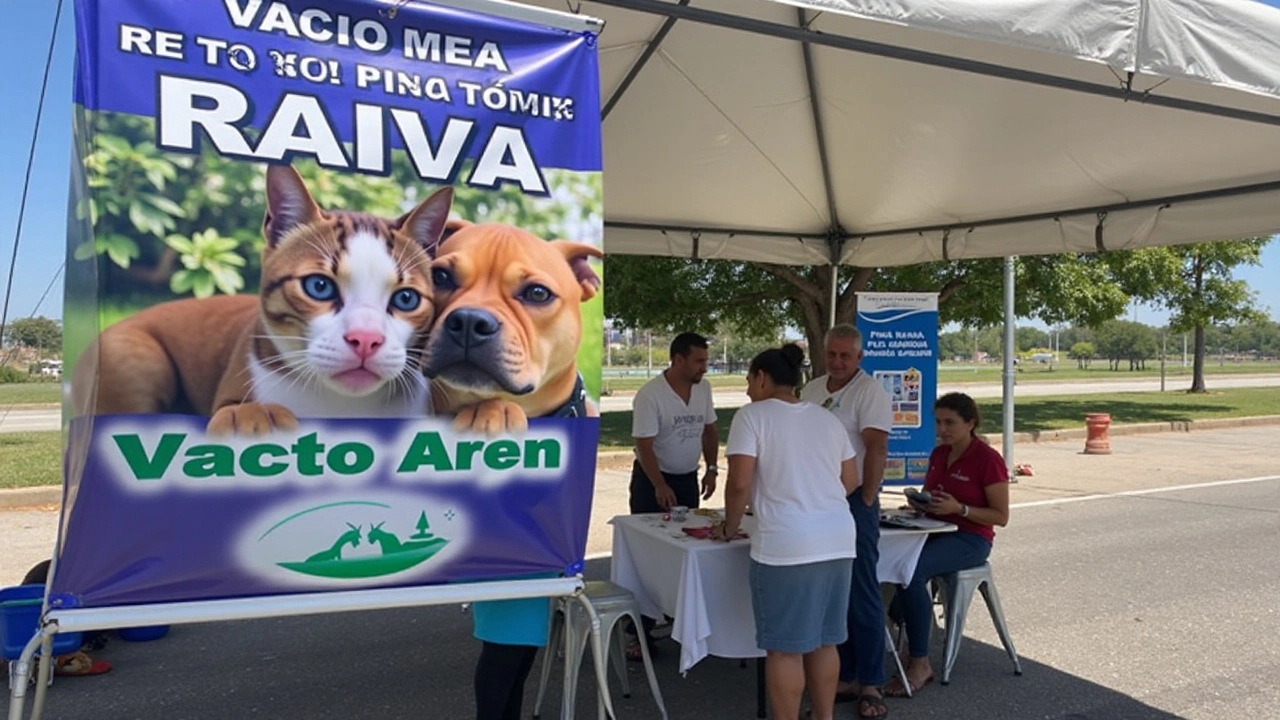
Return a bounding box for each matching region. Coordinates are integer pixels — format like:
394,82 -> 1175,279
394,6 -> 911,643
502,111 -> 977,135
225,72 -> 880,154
884,392 -> 1010,697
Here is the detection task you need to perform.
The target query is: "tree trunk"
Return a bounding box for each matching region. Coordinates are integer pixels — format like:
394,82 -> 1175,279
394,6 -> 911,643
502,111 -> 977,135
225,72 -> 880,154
799,296 -> 827,377
793,265 -> 867,378
1190,323 -> 1207,393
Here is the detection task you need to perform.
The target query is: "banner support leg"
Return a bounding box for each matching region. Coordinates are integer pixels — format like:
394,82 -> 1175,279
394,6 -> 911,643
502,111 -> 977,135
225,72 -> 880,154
28,632 -> 54,720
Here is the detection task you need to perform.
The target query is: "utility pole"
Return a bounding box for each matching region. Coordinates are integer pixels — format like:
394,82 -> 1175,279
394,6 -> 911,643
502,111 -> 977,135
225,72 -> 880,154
646,330 -> 653,377
1160,330 -> 1167,392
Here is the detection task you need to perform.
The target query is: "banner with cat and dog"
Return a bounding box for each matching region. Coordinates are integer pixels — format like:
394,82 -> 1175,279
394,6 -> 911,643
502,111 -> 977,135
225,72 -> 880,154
53,0 -> 603,609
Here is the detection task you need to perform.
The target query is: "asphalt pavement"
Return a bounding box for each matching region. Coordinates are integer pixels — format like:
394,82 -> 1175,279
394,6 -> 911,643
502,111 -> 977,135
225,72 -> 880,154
3,427 -> 1278,719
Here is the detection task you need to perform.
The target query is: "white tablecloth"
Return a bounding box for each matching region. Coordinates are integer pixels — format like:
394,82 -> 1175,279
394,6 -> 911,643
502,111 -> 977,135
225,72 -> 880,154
610,513 -> 953,674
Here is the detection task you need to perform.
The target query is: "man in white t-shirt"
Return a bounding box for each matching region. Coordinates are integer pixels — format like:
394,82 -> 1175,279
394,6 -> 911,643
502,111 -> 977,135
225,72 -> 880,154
630,332 -> 719,513
800,323 -> 893,715
626,332 -> 719,658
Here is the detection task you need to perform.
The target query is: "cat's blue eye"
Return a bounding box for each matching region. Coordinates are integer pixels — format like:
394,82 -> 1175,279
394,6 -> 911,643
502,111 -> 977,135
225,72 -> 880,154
390,288 -> 421,312
519,284 -> 555,305
431,268 -> 457,291
301,274 -> 338,302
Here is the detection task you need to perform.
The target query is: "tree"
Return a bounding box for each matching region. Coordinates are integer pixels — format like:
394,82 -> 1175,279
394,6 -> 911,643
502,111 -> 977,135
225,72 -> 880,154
605,253 -> 1131,376
1112,239 -> 1270,392
1094,320 -> 1158,370
1070,341 -> 1096,369
1015,327 -> 1049,353
1,317 -> 62,353
938,330 -> 973,361
411,511 -> 432,539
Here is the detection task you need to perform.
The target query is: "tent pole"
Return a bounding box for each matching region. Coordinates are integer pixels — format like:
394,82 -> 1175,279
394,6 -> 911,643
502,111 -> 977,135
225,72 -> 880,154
1002,256 -> 1016,479
829,263 -> 838,329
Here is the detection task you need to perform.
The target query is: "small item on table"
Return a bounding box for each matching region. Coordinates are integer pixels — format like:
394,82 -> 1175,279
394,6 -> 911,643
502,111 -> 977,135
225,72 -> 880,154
691,521 -> 748,542
692,508 -> 724,523
671,505 -> 689,522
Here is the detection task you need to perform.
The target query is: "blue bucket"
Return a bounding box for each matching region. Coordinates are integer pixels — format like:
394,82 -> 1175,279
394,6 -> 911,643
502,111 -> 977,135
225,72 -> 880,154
118,625 -> 169,642
0,585 -> 83,660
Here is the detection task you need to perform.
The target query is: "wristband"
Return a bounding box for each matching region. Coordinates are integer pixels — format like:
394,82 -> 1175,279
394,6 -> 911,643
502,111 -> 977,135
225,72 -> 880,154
960,504 -> 970,518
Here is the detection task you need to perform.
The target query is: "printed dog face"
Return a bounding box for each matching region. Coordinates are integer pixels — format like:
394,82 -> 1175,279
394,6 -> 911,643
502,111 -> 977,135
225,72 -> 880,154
423,222 -> 601,403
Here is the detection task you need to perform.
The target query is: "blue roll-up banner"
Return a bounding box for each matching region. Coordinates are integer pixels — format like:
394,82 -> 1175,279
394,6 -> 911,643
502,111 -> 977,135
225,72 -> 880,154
55,0 -> 603,609
855,292 -> 939,486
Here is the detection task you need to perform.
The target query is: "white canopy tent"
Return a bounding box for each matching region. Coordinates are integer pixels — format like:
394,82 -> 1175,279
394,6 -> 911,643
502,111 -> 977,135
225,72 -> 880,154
525,0 -> 1280,266
519,0 -> 1280,469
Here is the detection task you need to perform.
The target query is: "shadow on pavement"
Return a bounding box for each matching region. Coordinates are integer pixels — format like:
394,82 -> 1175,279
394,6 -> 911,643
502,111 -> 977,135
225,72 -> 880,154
32,559 -> 1184,720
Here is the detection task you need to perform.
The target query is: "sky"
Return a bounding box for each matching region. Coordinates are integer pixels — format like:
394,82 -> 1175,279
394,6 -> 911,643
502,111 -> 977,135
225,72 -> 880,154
1,2 -> 1278,331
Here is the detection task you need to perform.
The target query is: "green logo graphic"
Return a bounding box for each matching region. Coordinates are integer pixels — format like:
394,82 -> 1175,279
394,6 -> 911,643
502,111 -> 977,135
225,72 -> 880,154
270,505 -> 450,580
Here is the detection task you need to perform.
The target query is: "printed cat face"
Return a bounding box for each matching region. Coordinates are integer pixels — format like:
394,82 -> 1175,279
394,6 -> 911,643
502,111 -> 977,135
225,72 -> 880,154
256,165 -> 452,397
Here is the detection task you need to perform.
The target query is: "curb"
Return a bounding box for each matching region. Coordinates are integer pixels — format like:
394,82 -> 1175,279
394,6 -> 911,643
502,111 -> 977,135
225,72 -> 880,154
4,416 -> 1278,509
0,487 -> 62,510
983,414 -> 1280,446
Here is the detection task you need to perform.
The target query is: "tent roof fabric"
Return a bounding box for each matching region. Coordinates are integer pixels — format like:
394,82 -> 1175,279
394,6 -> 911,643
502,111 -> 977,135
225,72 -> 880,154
524,0 -> 1280,266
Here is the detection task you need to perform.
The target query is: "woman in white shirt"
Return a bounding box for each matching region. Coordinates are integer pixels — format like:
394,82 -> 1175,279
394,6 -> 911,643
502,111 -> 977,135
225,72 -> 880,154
711,344 -> 860,720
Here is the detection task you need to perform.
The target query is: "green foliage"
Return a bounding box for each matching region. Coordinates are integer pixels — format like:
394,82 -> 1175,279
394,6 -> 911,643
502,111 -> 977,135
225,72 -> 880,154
1070,341 -> 1096,369
602,256 -> 791,338
1094,320 -> 1159,370
1,317 -> 62,351
1015,327 -> 1049,353
0,366 -> 29,383
1113,239 -> 1270,332
1107,238 -> 1271,390
77,112 -> 602,300
166,229 -> 246,297
605,252 -> 1133,375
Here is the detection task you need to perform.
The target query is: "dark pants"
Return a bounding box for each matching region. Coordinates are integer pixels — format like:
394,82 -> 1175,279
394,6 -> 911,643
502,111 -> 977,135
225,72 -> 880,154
838,496 -> 887,686
474,642 -> 539,720
627,461 -> 700,639
628,461 -> 701,514
900,532 -> 991,658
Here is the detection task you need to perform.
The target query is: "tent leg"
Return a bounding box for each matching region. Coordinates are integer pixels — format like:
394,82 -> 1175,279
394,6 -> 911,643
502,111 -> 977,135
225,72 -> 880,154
1002,256 -> 1016,479
29,633 -> 53,720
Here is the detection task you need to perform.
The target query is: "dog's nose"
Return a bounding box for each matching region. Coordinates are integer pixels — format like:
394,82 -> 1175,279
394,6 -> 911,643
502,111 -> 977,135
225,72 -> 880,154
445,308 -> 501,346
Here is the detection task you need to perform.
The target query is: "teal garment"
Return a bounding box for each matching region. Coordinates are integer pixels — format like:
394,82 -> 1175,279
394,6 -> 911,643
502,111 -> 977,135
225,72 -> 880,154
471,573 -> 558,647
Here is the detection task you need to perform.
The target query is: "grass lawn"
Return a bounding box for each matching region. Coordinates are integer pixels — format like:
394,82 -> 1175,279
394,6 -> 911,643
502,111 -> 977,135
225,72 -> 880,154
0,383 -> 62,406
0,431 -> 62,489
602,373 -> 753,393
596,386 -> 1280,450
940,361 -> 1280,384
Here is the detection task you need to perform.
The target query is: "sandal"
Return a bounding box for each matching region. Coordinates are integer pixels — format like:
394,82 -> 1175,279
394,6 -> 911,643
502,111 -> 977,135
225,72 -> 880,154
857,692 -> 889,718
625,639 -> 661,662
54,651 -> 112,677
883,673 -> 932,698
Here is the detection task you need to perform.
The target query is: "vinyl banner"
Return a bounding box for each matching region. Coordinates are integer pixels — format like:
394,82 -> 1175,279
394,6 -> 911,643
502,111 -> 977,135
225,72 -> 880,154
855,293 -> 939,487
55,0 -> 603,609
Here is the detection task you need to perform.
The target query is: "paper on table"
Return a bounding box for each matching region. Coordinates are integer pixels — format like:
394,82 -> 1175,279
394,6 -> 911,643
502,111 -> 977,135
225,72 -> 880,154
880,512 -> 953,530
